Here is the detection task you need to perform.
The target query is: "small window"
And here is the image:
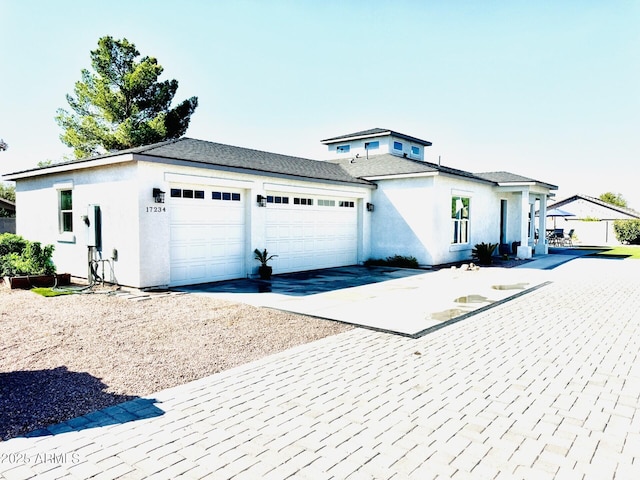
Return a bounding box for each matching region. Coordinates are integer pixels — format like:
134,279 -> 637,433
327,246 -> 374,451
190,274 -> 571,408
232,193 -> 241,201
451,196 -> 470,244
194,190 -> 205,199
411,146 -> 420,156
339,201 -> 355,208
59,190 -> 73,232
365,141 -> 379,150
294,198 -> 300,205
212,191 -> 222,200
393,141 -> 403,151
282,197 -> 289,204
318,199 -> 335,207
171,189 -> 182,198
337,145 -> 350,153
183,189 -> 194,199
222,192 -> 231,201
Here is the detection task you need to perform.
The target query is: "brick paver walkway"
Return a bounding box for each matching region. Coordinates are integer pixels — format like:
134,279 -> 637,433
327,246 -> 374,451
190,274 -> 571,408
1,258 -> 639,479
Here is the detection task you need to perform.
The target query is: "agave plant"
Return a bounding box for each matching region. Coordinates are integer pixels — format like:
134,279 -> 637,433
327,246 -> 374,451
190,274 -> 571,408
472,242 -> 498,265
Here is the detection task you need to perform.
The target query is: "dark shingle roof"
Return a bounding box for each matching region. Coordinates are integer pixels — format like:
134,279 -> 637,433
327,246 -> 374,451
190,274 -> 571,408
136,138 -> 370,184
321,128 -> 432,146
475,171 -> 558,190
330,154 -> 491,183
5,138 -> 371,186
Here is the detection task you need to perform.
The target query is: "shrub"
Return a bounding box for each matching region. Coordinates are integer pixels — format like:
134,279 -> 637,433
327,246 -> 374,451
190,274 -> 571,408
364,255 -> 419,268
0,234 -> 56,276
614,219 -> 640,245
472,242 -> 498,265
0,233 -> 27,257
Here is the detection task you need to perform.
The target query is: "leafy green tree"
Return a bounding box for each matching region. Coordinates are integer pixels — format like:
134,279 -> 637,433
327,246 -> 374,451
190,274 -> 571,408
0,183 -> 15,202
599,192 -> 627,208
56,36 -> 198,158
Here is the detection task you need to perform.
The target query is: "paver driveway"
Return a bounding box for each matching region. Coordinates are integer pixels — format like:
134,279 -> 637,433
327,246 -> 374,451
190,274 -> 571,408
1,257 -> 639,479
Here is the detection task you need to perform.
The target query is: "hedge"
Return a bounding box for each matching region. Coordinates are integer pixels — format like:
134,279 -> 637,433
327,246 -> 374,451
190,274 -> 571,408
613,219 -> 640,245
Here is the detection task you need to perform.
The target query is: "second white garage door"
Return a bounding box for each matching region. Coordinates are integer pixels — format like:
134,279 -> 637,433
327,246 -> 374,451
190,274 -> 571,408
265,192 -> 358,273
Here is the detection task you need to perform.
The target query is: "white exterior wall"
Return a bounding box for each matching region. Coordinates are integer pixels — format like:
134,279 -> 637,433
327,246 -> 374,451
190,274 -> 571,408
138,160 -> 372,286
14,163 -> 141,285
370,175 -> 505,265
327,135 -> 425,161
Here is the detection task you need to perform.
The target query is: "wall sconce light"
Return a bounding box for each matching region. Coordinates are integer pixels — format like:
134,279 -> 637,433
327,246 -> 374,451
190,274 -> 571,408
366,202 -> 375,212
257,194 -> 267,207
153,188 -> 165,204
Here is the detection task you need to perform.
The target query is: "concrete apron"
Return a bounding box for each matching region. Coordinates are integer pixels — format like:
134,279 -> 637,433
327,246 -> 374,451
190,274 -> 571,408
188,262 -> 564,337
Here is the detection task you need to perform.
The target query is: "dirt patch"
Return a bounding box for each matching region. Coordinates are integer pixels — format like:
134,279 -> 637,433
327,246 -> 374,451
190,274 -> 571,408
0,288 -> 351,440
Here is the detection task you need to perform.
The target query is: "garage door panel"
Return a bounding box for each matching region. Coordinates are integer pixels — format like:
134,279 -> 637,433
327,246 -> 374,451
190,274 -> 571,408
170,186 -> 246,286
265,192 -> 358,274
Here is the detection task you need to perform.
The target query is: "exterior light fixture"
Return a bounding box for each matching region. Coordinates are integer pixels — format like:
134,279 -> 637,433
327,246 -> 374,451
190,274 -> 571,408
153,188 -> 165,203
366,202 -> 375,212
257,194 -> 267,207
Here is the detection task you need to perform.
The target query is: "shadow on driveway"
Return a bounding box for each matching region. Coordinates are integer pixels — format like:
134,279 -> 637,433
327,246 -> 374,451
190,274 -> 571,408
178,265 -> 427,296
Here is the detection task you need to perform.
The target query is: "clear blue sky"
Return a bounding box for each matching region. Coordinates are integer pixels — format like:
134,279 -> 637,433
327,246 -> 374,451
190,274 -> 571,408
1,0 -> 639,208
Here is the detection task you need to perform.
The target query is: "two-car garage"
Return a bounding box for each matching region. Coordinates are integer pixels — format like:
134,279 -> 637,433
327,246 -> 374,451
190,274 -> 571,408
168,184 -> 361,286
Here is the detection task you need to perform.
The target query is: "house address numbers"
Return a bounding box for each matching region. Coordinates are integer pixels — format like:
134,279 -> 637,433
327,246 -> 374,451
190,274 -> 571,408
146,206 -> 166,213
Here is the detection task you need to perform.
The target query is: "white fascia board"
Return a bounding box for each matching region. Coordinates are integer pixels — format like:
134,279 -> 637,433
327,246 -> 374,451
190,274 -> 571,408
321,132 -> 391,145
263,182 -> 370,198
363,171 -> 439,181
165,172 -> 255,189
3,154 -> 136,180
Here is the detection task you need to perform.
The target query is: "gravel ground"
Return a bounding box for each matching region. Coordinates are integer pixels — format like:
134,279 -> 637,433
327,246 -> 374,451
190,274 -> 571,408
0,287 -> 351,441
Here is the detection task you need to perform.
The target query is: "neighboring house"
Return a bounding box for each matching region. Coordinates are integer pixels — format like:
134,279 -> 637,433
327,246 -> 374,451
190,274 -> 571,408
0,197 -> 16,233
547,194 -> 640,245
4,128 -> 557,289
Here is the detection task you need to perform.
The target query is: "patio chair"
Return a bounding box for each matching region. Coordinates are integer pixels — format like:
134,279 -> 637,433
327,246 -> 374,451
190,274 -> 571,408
563,229 -> 574,247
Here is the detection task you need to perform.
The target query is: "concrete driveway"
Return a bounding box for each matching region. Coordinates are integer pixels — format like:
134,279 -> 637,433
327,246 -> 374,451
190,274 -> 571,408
179,258 -> 567,336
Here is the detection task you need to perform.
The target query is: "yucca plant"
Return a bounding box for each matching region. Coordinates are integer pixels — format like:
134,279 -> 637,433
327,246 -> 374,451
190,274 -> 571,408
472,242 -> 498,265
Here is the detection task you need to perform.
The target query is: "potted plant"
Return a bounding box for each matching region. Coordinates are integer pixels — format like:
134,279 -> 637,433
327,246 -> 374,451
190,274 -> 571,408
254,248 -> 277,280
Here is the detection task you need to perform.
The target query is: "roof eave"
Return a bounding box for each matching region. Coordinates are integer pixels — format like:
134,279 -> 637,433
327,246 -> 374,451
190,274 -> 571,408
3,153 -> 137,180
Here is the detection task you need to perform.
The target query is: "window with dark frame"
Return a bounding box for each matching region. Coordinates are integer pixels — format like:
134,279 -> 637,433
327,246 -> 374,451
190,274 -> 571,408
451,196 -> 470,244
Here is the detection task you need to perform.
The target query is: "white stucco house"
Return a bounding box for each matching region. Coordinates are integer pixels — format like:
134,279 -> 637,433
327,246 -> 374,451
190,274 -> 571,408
4,128 -> 557,289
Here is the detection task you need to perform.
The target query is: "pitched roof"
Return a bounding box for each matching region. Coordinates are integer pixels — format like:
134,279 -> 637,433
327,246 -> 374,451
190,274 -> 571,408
4,138 -> 371,186
330,154 -> 492,183
0,197 -> 15,211
475,171 -> 558,190
321,128 -> 433,146
549,194 -> 640,218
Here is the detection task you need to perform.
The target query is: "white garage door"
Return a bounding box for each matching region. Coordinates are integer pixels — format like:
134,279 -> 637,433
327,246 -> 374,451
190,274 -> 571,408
169,185 -> 245,286
265,192 -> 358,274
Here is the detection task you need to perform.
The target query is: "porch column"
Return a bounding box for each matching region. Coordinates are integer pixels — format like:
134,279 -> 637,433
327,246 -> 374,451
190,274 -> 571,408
529,202 -> 536,245
535,195 -> 548,255
517,189 -> 532,259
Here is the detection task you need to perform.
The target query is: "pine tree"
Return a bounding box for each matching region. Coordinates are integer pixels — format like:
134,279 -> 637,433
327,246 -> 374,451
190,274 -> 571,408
56,36 -> 198,158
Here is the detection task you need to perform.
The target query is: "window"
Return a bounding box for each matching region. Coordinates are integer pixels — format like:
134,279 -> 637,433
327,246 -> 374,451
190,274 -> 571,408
365,141 -> 379,150
59,190 -> 73,232
194,190 -> 205,199
182,189 -> 194,199
393,141 -> 403,151
339,201 -> 354,208
411,146 -> 420,156
337,144 -> 350,153
170,188 -> 182,198
266,195 -> 289,204
451,196 -> 470,244
318,199 -> 335,207
293,197 -> 313,206
212,191 -> 242,201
